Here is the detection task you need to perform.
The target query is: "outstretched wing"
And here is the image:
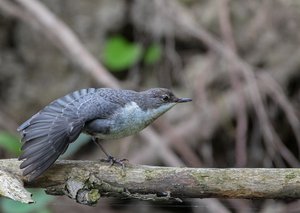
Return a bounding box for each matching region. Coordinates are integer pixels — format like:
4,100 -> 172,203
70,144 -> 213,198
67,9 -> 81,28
18,88 -> 98,181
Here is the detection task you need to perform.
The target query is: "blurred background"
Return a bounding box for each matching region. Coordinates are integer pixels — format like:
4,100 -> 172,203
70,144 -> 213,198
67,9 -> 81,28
0,0 -> 300,212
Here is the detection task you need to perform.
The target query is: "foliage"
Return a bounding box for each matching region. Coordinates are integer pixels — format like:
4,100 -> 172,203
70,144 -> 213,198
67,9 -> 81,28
0,189 -> 54,213
102,35 -> 142,71
0,132 -> 21,156
102,35 -> 162,71
143,43 -> 162,65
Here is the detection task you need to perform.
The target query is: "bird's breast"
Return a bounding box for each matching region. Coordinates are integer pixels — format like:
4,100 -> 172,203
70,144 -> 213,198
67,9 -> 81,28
97,101 -> 175,139
105,102 -> 149,138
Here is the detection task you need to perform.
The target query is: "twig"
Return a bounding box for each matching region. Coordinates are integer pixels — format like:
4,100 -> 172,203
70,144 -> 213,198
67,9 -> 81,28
154,121 -> 203,167
169,75 -> 298,165
155,0 -> 299,167
0,0 -> 119,88
258,73 -> 300,163
259,72 -> 300,153
218,0 -> 248,167
138,128 -> 185,166
168,0 -> 277,166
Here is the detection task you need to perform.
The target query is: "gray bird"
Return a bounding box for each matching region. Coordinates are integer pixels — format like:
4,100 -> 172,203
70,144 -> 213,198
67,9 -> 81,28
18,88 -> 192,181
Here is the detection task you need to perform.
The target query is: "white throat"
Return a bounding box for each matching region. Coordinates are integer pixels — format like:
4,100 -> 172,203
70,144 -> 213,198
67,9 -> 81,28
108,101 -> 176,138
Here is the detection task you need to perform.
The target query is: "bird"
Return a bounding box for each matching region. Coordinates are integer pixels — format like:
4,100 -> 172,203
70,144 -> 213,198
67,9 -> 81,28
17,88 -> 192,181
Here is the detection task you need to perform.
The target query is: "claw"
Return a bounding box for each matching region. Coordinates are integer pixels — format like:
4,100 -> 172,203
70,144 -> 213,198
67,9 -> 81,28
101,156 -> 128,169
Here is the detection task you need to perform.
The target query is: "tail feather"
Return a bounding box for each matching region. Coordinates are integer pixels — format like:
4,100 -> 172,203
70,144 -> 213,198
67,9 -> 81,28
19,143 -> 49,159
18,115 -> 83,180
22,129 -> 48,142
20,146 -> 52,169
22,134 -> 68,174
23,151 -> 60,181
21,135 -> 49,150
17,89 -> 97,181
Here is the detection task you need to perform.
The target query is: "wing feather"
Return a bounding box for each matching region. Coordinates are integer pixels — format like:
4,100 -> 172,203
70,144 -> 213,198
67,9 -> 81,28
18,89 -> 98,181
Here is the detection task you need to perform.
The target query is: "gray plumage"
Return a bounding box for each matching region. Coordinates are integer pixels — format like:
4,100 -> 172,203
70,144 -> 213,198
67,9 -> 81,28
18,88 -> 192,181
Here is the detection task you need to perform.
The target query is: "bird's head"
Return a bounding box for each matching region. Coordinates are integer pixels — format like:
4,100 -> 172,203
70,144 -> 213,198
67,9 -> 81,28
138,88 -> 192,116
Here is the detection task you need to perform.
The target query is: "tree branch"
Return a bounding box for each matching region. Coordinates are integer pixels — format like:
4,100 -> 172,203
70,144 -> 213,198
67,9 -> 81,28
0,159 -> 300,205
0,0 -> 119,88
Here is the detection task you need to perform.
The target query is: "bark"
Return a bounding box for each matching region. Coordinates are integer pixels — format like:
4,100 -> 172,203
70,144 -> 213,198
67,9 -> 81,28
0,159 -> 299,205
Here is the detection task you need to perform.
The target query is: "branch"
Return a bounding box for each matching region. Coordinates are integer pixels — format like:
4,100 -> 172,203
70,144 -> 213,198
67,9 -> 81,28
218,0 -> 248,167
0,0 -> 119,88
157,0 -> 299,167
1,159 -> 300,205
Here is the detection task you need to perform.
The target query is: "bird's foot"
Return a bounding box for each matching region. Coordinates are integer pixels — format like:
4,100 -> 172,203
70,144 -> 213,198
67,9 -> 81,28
101,155 -> 128,170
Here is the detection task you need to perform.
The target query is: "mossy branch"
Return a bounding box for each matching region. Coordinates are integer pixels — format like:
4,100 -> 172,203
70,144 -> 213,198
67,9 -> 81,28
0,159 -> 300,205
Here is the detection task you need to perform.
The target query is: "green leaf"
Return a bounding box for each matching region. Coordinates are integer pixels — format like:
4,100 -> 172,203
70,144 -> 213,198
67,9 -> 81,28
0,132 -> 21,156
1,189 -> 54,213
102,35 -> 142,71
143,43 -> 162,65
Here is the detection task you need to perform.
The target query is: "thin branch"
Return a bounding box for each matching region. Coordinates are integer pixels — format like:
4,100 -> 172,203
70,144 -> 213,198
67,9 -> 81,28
259,73 -> 300,155
154,0 -> 299,167
218,0 -> 248,167
0,0 -> 119,88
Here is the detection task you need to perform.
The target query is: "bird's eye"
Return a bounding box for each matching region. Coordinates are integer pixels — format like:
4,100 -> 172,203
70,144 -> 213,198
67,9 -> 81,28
161,94 -> 170,102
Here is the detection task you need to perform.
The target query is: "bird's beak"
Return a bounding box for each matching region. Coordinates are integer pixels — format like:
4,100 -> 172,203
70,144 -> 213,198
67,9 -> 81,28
176,98 -> 192,103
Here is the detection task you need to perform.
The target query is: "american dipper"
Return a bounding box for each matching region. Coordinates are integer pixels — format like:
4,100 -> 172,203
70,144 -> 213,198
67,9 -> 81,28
18,88 -> 192,181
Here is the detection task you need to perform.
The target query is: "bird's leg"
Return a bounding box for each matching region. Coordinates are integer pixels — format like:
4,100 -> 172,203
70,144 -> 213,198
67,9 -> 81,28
92,137 -> 128,169
92,137 -> 111,158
